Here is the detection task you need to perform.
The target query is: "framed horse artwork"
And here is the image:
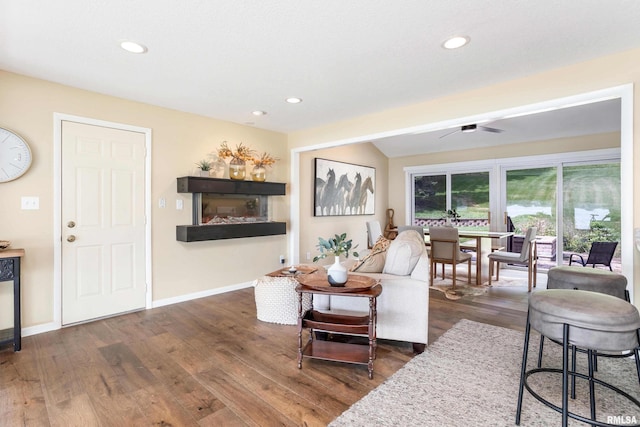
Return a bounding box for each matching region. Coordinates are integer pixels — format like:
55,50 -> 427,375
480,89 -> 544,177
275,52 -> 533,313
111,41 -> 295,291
314,158 -> 375,216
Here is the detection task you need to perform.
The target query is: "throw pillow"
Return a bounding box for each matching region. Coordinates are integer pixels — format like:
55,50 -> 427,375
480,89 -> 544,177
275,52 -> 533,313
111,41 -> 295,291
351,251 -> 386,273
350,236 -> 390,273
383,230 -> 426,276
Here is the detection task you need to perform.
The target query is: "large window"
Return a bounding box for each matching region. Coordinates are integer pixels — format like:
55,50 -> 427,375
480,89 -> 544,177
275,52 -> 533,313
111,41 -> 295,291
409,152 -> 621,272
413,171 -> 490,230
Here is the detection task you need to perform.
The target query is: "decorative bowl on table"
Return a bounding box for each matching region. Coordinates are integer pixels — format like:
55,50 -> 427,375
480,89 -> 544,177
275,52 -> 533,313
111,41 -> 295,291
0,240 -> 11,250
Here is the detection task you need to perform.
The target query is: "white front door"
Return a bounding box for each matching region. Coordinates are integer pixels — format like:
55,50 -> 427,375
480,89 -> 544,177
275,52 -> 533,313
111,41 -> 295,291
61,120 -> 147,325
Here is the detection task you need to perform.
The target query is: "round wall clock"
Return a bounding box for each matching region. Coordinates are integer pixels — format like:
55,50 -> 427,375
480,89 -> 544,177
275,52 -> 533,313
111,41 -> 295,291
0,127 -> 33,183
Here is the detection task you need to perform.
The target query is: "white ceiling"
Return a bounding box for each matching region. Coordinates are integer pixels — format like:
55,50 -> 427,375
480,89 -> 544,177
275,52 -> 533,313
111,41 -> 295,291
371,98 -> 622,157
1,1 -> 638,148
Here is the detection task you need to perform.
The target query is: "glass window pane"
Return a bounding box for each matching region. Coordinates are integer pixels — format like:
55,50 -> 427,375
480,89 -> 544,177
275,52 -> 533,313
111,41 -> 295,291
414,175 -> 446,220
506,167 -> 557,236
562,163 -> 620,270
452,172 -> 489,230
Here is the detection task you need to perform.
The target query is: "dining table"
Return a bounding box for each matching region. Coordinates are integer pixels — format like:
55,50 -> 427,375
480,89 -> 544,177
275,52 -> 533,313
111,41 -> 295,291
425,229 -> 514,286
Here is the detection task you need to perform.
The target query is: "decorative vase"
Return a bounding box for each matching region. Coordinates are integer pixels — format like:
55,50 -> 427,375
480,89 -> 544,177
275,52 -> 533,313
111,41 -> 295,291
327,256 -> 348,286
210,158 -> 227,178
199,170 -> 210,177
229,158 -> 246,180
251,165 -> 267,182
445,217 -> 452,227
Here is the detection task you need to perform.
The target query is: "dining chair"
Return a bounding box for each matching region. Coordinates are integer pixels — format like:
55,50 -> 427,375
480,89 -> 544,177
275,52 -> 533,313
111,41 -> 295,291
428,226 -> 472,289
366,220 -> 383,248
487,227 -> 537,291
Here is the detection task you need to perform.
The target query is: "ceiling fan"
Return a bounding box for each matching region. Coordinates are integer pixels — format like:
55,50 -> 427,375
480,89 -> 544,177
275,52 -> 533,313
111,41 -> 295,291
439,123 -> 504,139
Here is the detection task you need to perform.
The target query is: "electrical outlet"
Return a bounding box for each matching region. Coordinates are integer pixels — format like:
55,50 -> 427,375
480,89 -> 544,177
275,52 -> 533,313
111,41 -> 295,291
176,199 -> 183,210
279,255 -> 285,264
306,252 -> 311,260
159,198 -> 166,208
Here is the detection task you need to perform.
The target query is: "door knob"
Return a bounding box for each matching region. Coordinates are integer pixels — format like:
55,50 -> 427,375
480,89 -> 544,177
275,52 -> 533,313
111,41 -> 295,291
67,235 -> 76,242
67,221 -> 76,228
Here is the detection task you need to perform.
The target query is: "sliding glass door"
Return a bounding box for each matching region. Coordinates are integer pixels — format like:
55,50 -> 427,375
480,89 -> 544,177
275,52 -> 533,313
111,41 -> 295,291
562,162 -> 621,270
502,162 -> 621,272
505,167 -> 557,267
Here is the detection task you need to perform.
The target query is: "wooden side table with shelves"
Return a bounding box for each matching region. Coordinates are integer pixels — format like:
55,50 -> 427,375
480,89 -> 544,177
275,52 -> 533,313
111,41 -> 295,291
295,275 -> 382,379
0,248 -> 25,352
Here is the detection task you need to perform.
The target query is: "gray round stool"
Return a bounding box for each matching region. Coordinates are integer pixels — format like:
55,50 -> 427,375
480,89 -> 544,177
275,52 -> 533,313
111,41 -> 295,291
516,289 -> 640,427
538,267 -> 630,370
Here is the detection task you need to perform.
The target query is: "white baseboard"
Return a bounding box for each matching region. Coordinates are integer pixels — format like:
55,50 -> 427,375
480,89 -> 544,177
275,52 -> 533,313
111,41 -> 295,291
151,280 -> 255,308
19,281 -> 255,338
22,321 -> 60,337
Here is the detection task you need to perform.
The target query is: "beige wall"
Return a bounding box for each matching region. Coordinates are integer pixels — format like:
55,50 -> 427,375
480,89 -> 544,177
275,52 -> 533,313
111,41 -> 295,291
0,70 -> 289,330
3,45 -> 640,332
298,143 -> 388,266
289,47 -> 640,304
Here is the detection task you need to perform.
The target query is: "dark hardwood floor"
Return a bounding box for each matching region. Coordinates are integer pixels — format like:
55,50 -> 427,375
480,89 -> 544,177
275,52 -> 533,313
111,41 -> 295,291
0,283 -> 531,426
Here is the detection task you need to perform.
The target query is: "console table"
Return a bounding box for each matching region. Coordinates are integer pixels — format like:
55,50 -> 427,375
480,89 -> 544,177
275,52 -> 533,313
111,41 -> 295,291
296,276 -> 381,379
0,248 -> 24,351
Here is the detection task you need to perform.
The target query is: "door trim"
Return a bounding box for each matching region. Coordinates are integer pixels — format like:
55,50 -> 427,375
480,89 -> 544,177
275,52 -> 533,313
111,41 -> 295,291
53,113 -> 152,329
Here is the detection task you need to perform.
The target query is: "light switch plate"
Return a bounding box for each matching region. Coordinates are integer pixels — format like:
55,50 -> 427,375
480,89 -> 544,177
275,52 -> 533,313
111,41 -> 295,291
21,196 -> 39,210
176,199 -> 183,210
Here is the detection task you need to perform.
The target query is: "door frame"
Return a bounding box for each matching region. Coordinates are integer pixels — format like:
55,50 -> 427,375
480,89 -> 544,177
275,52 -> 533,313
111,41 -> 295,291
289,84 -> 633,300
53,113 -> 152,329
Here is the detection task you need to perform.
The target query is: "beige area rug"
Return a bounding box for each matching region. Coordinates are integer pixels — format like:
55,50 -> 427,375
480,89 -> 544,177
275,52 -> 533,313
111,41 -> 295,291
330,319 -> 640,427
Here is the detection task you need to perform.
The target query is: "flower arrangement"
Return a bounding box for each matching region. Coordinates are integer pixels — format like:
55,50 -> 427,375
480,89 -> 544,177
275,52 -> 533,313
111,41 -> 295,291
217,141 -> 255,162
313,233 -> 359,262
252,152 -> 278,168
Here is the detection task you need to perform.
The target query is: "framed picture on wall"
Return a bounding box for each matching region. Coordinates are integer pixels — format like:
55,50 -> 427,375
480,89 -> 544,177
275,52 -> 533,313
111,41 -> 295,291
314,158 -> 375,216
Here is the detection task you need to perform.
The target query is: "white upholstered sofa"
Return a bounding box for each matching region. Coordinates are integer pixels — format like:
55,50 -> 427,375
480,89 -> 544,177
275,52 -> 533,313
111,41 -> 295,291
313,231 -> 430,352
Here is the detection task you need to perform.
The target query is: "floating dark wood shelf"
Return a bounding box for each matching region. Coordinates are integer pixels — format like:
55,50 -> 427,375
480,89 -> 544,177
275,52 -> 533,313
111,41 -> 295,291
177,176 -> 285,195
176,222 -> 286,242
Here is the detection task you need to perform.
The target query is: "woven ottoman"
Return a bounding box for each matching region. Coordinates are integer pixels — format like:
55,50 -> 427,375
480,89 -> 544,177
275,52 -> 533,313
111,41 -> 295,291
254,275 -> 312,325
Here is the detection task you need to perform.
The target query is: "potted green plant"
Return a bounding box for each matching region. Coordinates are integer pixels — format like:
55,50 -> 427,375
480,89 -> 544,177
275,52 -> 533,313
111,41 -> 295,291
195,159 -> 212,177
442,208 -> 460,226
313,233 -> 359,286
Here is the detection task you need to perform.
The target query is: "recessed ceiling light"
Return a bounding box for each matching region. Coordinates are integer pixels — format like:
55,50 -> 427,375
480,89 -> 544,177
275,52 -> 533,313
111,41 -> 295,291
252,110 -> 267,116
442,36 -> 470,50
286,97 -> 303,104
120,40 -> 148,54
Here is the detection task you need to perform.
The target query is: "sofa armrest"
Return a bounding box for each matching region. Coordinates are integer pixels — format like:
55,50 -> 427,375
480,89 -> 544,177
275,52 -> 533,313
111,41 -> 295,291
321,275 -> 429,345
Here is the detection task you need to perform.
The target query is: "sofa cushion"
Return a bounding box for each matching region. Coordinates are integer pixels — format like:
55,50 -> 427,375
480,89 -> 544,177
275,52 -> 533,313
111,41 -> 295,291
351,236 -> 390,273
383,230 -> 425,276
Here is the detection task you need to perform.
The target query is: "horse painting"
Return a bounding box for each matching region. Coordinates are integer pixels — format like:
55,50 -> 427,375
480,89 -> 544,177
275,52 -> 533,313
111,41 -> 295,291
314,158 -> 375,216
316,168 -> 337,216
358,176 -> 374,214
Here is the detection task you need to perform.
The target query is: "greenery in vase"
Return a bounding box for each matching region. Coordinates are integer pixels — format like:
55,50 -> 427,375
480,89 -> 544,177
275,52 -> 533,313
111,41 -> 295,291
195,159 -> 211,171
313,233 -> 359,262
442,209 -> 460,221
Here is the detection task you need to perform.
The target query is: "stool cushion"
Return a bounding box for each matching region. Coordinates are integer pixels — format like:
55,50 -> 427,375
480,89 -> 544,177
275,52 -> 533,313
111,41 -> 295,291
529,289 -> 640,352
547,266 -> 627,300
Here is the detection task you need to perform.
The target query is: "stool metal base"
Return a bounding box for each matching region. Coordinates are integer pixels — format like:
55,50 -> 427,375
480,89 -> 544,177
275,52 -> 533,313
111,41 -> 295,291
517,313 -> 640,427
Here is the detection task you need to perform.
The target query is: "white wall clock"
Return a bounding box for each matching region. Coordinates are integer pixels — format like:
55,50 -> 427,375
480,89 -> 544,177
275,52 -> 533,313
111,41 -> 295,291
0,127 -> 33,183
